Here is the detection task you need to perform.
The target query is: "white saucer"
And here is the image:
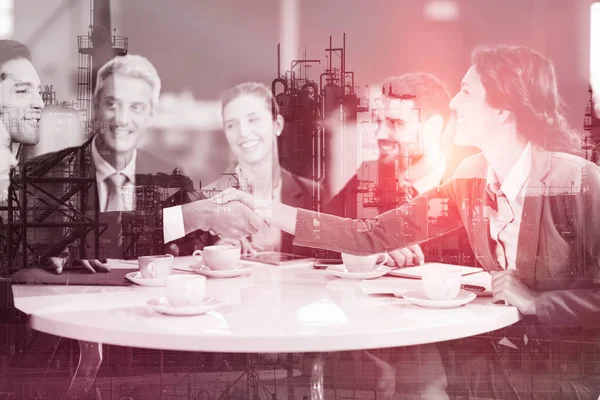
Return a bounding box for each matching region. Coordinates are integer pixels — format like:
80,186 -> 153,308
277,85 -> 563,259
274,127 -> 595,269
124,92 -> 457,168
189,263 -> 254,278
395,289 -> 476,309
126,270 -> 189,287
326,265 -> 391,280
147,297 -> 223,316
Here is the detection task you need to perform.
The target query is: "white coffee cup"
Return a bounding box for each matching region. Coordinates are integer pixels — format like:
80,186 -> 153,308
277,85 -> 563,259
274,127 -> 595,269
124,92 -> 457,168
138,254 -> 174,279
421,265 -> 462,301
193,245 -> 241,270
165,275 -> 206,307
341,253 -> 389,273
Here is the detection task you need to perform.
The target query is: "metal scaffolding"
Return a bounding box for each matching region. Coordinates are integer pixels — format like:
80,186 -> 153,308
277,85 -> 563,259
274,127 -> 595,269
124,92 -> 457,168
1,138 -> 103,272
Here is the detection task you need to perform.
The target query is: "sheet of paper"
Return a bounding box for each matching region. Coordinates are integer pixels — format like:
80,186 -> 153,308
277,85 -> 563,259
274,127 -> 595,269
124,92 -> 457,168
387,262 -> 483,279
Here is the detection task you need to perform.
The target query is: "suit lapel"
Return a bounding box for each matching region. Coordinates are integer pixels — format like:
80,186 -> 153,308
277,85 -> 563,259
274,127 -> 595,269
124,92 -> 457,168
470,176 -> 502,271
280,169 -> 305,208
515,146 -> 551,287
87,139 -> 100,211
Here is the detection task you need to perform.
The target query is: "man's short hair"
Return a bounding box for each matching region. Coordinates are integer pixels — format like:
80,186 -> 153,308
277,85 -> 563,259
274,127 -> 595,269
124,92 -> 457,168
0,40 -> 32,80
381,72 -> 451,127
92,54 -> 161,113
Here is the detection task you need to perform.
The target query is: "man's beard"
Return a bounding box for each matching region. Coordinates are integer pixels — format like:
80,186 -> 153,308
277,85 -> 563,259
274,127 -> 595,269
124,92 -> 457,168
1,109 -> 39,145
378,141 -> 423,167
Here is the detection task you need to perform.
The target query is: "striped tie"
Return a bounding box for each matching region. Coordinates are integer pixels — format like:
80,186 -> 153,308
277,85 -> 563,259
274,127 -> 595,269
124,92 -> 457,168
105,173 -> 132,212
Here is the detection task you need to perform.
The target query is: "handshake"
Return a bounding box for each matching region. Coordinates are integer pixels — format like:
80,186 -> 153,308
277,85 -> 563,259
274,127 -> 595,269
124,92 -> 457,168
185,188 -> 275,254
49,188 -> 267,274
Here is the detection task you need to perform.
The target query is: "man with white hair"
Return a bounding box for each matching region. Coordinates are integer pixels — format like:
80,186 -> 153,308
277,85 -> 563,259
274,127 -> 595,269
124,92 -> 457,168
26,54 -> 263,273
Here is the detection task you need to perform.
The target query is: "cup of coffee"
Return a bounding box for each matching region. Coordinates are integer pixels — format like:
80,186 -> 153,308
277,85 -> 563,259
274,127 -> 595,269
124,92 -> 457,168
165,275 -> 206,307
138,254 -> 174,279
341,253 -> 389,273
193,245 -> 241,270
421,265 -> 462,301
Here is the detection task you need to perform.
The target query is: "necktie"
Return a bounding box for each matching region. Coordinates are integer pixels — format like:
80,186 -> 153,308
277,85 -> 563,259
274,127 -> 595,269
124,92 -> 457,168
105,173 -> 130,212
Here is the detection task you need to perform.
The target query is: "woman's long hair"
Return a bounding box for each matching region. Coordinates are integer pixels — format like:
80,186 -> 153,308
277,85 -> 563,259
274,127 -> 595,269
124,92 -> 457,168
472,45 -> 583,156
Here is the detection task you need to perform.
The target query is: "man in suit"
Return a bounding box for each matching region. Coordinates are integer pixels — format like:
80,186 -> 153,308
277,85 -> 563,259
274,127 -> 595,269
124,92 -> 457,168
0,40 -> 44,202
328,73 -> 452,216
325,72 -> 473,268
35,55 -> 263,273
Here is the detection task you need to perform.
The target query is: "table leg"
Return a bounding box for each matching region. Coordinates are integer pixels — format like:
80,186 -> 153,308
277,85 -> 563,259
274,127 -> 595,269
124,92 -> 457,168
310,353 -> 324,400
66,340 -> 103,398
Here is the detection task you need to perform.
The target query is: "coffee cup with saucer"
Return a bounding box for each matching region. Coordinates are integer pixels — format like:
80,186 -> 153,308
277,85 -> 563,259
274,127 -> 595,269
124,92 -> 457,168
190,245 -> 248,278
326,253 -> 391,280
126,254 -> 175,286
147,275 -> 223,316
394,264 -> 476,308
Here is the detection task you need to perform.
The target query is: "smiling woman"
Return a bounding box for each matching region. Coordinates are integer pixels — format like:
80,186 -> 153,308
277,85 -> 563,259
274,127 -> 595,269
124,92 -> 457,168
202,82 -> 318,254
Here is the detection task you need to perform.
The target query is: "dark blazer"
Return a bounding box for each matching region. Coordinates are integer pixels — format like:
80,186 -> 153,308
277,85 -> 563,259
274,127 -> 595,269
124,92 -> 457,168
294,144 -> 600,329
325,158 -> 456,218
323,158 -> 475,265
23,136 -> 181,260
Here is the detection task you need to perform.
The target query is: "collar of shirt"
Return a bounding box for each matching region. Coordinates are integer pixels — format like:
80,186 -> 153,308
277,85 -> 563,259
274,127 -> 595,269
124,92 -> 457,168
486,141 -> 532,201
91,135 -> 137,184
0,121 -> 17,169
411,156 -> 447,194
234,164 -> 282,202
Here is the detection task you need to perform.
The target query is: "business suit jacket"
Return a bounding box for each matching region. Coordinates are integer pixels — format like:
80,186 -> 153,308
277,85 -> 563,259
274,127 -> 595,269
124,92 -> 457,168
24,136 -> 181,260
191,165 -> 318,254
323,158 -> 475,264
295,144 -> 600,329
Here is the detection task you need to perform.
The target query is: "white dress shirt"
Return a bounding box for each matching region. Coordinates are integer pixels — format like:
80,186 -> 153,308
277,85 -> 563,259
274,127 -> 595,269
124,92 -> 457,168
486,142 -> 532,270
90,135 -> 137,212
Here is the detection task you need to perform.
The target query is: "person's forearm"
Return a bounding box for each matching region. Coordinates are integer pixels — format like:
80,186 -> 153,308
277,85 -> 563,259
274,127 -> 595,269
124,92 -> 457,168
534,288 -> 600,326
262,202 -> 297,235
181,200 -> 212,235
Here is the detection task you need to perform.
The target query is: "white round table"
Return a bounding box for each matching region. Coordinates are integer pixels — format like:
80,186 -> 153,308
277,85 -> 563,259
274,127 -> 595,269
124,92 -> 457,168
13,257 -> 521,353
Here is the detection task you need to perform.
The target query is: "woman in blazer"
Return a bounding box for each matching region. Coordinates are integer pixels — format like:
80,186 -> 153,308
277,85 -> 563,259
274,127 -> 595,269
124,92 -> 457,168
214,45 -> 600,399
204,82 -> 317,254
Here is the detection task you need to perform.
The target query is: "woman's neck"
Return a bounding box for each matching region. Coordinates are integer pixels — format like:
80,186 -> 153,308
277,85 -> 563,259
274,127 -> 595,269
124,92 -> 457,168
479,127 -> 528,184
237,158 -> 282,198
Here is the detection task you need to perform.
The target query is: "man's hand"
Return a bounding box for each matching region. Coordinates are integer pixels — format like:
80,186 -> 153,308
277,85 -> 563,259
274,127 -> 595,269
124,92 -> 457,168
49,257 -> 111,274
210,188 -> 298,235
211,188 -> 272,220
491,270 -> 537,315
182,197 -> 266,239
386,244 -> 425,268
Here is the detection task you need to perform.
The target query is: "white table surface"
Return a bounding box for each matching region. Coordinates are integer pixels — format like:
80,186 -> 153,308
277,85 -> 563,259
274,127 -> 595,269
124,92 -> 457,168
12,257 -> 521,353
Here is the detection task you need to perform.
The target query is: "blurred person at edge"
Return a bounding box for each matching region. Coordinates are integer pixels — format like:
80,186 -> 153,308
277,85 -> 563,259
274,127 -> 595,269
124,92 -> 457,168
164,82 -> 318,255
0,40 -> 43,200
212,45 -> 600,399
